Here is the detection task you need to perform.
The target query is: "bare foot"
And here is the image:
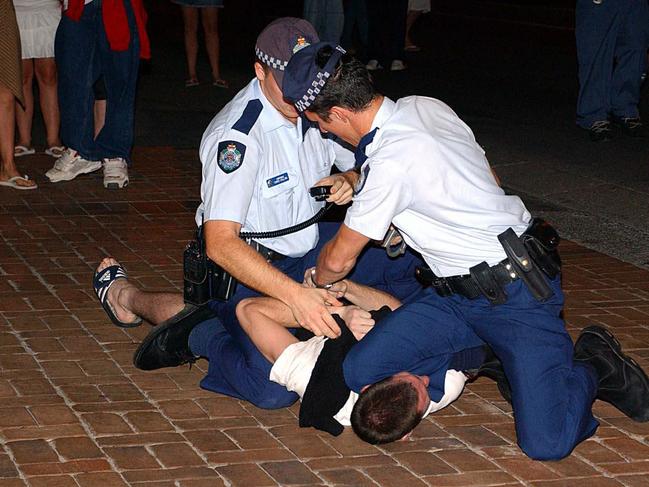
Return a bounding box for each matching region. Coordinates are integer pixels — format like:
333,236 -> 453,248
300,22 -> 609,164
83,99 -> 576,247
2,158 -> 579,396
96,257 -> 140,324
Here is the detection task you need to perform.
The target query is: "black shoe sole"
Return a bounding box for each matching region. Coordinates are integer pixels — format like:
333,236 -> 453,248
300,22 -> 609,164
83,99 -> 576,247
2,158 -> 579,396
576,325 -> 649,422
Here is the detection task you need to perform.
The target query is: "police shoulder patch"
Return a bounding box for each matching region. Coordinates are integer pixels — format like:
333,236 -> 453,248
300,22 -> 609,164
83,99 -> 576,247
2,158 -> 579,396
217,140 -> 246,174
354,164 -> 371,195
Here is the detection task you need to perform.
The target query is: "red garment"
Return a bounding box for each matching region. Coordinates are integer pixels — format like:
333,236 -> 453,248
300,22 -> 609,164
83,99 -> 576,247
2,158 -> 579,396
65,0 -> 151,59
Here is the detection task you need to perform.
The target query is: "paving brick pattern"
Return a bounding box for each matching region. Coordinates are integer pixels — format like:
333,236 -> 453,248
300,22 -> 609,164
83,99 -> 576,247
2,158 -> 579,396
2,150 -> 649,486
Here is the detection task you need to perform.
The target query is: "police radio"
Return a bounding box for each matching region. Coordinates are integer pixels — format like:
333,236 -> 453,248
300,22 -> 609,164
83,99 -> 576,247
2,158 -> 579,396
183,226 -> 238,305
183,186 -> 334,306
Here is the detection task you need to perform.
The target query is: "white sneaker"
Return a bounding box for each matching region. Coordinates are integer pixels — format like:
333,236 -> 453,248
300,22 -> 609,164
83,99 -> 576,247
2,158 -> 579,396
103,158 -> 129,189
45,148 -> 102,183
366,59 -> 383,71
390,60 -> 407,71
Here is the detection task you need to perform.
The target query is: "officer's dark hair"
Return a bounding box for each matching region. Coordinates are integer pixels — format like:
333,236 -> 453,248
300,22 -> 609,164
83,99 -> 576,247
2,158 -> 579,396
308,45 -> 376,121
351,375 -> 424,444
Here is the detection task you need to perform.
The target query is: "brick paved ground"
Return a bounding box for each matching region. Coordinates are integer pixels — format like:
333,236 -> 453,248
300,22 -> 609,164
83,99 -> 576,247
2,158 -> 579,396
2,150 -> 649,487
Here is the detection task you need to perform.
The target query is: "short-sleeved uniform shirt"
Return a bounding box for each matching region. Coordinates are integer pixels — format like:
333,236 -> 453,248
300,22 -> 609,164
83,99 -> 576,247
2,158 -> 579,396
346,96 -> 531,277
196,78 -> 354,257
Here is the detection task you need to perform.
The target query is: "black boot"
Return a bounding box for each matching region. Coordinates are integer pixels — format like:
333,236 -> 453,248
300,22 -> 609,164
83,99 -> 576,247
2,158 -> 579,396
466,347 -> 512,404
574,325 -> 649,422
133,305 -> 215,371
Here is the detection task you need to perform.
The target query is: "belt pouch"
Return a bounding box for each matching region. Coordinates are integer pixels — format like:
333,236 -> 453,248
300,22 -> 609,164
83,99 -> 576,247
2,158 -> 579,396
469,261 -> 508,305
522,218 -> 561,278
498,228 -> 554,302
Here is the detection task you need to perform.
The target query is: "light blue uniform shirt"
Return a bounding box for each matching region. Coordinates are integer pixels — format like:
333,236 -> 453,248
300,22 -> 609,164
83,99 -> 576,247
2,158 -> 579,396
196,79 -> 354,257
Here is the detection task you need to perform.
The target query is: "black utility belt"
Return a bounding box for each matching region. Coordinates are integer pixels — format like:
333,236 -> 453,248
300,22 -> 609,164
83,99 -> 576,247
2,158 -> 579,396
416,218 -> 562,305
248,240 -> 287,262
420,260 -> 518,301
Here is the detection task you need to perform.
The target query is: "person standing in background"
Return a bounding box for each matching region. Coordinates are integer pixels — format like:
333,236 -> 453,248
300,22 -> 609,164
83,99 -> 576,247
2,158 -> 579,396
575,0 -> 649,141
13,0 -> 63,159
0,0 -> 37,190
47,0 -> 150,189
365,0 -> 408,71
405,0 -> 431,52
304,0 -> 345,43
340,0 -> 368,58
172,0 -> 227,88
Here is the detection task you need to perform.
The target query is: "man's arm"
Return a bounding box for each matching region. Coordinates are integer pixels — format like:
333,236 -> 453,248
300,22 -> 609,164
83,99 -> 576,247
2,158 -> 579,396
236,297 -> 299,363
333,280 -> 401,311
314,223 -> 371,286
204,220 -> 343,338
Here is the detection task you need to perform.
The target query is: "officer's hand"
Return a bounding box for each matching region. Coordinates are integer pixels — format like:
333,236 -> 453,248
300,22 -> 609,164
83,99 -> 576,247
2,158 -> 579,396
331,305 -> 375,341
326,280 -> 348,300
303,267 -> 317,288
289,288 -> 343,338
315,173 -> 354,205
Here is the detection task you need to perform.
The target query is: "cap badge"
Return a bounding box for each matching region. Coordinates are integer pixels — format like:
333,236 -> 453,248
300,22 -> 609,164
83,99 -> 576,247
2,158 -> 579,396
292,36 -> 310,54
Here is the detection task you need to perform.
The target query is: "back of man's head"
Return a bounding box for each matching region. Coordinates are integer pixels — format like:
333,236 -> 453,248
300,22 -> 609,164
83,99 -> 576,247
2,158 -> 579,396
283,43 -> 376,121
351,375 -> 424,444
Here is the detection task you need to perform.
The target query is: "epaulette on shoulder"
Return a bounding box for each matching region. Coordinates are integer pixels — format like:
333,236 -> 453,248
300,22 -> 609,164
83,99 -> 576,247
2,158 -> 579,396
232,99 -> 263,135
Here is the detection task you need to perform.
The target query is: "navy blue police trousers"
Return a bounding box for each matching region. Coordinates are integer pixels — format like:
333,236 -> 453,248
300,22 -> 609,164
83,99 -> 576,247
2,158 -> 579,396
343,277 -> 600,460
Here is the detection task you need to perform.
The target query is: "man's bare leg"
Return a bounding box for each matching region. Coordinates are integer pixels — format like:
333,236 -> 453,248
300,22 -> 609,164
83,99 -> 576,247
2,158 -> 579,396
97,257 -> 185,325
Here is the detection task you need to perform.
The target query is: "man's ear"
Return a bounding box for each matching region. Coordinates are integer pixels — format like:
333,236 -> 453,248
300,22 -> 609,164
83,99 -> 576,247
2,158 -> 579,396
330,106 -> 351,124
254,62 -> 266,81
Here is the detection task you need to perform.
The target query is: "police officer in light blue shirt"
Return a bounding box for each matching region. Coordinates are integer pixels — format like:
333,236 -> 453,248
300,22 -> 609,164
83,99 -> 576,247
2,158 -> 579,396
192,20 -> 423,408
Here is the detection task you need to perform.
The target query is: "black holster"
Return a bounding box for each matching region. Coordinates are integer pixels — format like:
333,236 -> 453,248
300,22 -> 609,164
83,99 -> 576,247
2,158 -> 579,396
183,227 -> 238,306
497,218 -> 561,302
416,218 -> 561,305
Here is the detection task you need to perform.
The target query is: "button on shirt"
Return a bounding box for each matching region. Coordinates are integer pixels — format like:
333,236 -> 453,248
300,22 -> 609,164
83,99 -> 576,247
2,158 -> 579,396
345,96 -> 531,277
196,79 -> 354,257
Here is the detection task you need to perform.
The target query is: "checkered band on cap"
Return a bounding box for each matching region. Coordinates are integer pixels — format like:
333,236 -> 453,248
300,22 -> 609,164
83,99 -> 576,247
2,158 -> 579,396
295,71 -> 331,112
255,47 -> 288,71
294,45 -> 346,113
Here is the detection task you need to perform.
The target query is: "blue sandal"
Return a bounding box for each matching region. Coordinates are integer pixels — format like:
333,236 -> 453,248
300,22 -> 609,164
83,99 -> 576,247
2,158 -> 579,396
93,264 -> 143,328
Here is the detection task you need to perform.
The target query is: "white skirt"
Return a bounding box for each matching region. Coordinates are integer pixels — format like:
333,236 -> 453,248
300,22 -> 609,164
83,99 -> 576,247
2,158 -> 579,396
15,3 -> 61,59
408,0 -> 431,13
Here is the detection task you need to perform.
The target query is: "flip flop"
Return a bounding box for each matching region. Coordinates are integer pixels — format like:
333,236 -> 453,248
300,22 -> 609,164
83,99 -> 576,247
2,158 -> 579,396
14,145 -> 36,157
45,146 -> 65,158
212,79 -> 229,89
0,175 -> 38,190
185,78 -> 199,88
92,264 -> 143,328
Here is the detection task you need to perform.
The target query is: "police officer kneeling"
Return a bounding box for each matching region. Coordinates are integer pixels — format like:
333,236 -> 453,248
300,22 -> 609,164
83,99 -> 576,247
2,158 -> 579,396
281,42 -> 649,460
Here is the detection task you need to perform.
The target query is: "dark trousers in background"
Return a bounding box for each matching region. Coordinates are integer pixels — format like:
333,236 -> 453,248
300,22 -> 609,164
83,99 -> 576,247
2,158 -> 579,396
365,0 -> 408,67
575,0 -> 649,128
55,0 -> 140,162
341,0 -> 369,60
